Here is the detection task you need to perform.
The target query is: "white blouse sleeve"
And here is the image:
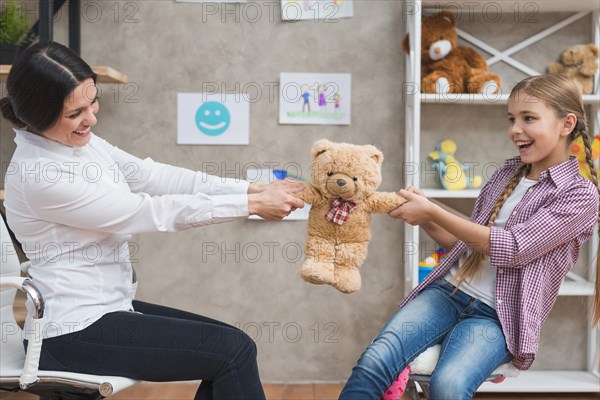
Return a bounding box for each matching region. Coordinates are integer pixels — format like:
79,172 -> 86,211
23,164 -> 248,234
93,135 -> 250,196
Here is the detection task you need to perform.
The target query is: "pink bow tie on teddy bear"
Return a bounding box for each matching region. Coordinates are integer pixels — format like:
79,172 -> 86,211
325,198 -> 357,225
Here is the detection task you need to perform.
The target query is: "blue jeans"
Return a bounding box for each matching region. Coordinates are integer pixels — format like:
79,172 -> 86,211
339,279 -> 513,400
25,300 -> 265,400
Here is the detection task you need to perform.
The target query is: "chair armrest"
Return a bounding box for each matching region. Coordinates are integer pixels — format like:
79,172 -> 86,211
0,276 -> 27,290
0,277 -> 47,389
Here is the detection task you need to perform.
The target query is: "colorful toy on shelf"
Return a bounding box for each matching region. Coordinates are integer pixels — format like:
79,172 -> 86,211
547,43 -> 599,94
429,139 -> 482,190
402,11 -> 501,95
569,134 -> 600,181
418,248 -> 446,283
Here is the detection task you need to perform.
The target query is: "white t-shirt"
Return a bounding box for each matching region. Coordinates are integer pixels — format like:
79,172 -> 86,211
445,176 -> 538,309
4,129 -> 250,339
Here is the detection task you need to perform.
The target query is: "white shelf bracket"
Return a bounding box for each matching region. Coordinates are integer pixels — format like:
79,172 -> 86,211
456,11 -> 590,77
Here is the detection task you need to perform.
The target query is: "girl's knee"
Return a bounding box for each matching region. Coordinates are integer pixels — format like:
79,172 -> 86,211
428,371 -> 476,400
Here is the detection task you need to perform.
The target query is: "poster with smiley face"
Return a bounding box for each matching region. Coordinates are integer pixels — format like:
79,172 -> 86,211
177,93 -> 249,145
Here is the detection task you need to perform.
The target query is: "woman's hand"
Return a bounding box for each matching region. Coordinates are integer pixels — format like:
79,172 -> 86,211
248,180 -> 305,220
389,186 -> 436,226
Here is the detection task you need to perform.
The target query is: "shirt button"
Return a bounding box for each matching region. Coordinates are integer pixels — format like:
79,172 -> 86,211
497,299 -> 503,306
499,268 -> 504,274
528,188 -> 533,193
512,211 -> 517,216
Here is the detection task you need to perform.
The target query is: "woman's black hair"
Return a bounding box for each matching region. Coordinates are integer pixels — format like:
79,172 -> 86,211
0,41 -> 97,134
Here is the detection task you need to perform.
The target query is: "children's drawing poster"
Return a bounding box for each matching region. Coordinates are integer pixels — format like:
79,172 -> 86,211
245,168 -> 311,220
177,93 -> 249,145
281,0 -> 353,21
279,72 -> 351,125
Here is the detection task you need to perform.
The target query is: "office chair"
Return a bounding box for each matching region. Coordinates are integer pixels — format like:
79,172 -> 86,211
0,216 -> 139,399
403,344 -> 518,400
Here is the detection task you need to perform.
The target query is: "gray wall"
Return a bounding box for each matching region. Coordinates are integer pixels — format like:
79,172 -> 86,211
0,1 -> 593,381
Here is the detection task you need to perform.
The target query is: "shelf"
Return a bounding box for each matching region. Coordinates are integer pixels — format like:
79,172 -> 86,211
0,65 -> 128,84
559,271 -> 596,296
422,189 -> 480,198
423,0 -> 600,13
421,93 -> 599,105
478,370 -> 600,392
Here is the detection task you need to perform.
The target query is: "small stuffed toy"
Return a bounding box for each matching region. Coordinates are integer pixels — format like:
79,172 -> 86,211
570,134 -> 600,180
403,11 -> 501,94
429,139 -> 482,190
548,44 -> 599,94
295,139 -> 406,293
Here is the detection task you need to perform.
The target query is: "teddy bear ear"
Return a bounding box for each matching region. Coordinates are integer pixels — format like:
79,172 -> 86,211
311,139 -> 334,160
366,145 -> 384,165
402,33 -> 410,53
434,11 -> 457,28
587,44 -> 600,57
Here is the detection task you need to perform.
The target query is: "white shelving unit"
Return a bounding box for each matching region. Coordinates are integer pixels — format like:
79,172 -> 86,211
404,0 -> 600,393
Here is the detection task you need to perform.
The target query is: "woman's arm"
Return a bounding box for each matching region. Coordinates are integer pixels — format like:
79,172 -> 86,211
95,135 -> 249,196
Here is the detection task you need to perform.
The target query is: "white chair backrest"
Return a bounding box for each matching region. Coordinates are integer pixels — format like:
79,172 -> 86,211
1,216 -> 26,371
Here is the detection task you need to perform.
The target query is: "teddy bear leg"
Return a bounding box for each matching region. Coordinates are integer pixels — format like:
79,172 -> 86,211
332,242 -> 368,294
301,237 -> 335,285
422,72 -> 462,94
467,71 -> 501,95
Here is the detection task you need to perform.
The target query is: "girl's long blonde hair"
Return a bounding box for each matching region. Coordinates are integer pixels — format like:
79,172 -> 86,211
453,74 -> 600,325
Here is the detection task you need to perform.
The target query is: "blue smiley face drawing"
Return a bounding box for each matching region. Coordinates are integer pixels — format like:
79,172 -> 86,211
195,102 -> 231,136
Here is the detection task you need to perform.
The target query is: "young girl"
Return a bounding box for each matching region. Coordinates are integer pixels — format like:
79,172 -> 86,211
339,74 -> 600,400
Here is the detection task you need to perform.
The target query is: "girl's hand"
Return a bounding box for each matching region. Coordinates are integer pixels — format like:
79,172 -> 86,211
248,180 -> 305,220
389,187 -> 436,226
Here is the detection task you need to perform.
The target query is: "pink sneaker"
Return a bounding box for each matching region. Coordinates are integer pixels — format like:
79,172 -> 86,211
381,367 -> 411,400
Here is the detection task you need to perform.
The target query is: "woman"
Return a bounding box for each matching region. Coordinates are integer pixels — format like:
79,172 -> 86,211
1,41 -> 304,400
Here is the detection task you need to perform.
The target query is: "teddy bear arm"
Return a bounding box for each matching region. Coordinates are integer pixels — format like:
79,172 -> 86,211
366,192 -> 407,214
460,47 -> 488,69
293,183 -> 320,205
547,62 -> 564,74
579,61 -> 598,76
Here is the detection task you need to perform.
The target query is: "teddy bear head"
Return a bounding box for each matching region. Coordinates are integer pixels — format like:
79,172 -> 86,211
309,139 -> 383,202
559,44 -> 599,75
402,11 -> 458,63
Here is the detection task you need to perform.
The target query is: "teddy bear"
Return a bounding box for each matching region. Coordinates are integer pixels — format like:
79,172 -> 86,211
429,139 -> 482,190
402,11 -> 501,95
548,44 -> 599,94
294,139 -> 406,294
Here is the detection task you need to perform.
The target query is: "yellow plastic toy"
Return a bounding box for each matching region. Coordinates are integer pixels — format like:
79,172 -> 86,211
570,134 -> 600,181
429,139 -> 482,190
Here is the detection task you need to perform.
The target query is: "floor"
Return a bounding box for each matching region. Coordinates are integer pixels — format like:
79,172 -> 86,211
1,383 -> 599,399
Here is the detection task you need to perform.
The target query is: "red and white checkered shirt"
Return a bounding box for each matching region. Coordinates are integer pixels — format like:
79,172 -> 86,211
400,156 -> 599,370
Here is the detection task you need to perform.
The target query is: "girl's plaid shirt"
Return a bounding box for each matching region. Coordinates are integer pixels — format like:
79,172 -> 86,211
400,156 -> 599,370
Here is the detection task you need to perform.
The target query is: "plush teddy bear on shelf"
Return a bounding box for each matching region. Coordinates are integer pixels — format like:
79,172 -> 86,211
547,43 -> 599,94
402,11 -> 502,95
294,139 -> 406,294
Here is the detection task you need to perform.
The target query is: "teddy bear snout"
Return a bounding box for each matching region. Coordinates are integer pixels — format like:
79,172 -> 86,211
325,173 -> 357,199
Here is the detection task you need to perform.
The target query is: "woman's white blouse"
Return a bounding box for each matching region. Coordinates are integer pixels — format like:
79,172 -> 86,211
4,129 -> 250,339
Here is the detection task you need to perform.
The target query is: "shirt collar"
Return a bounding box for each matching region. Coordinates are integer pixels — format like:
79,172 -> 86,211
543,156 -> 580,188
503,155 -> 580,189
14,128 -> 83,156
